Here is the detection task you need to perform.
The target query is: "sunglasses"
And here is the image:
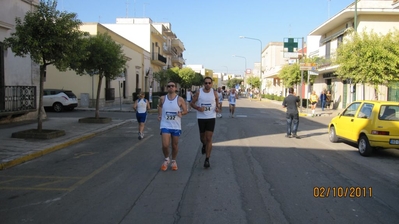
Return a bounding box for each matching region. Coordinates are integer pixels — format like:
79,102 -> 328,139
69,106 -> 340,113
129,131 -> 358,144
204,82 -> 212,85
167,85 -> 175,88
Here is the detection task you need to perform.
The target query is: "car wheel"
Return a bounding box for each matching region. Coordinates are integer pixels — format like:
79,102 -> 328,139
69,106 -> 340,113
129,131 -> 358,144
358,135 -> 372,157
329,126 -> 339,143
53,103 -> 63,112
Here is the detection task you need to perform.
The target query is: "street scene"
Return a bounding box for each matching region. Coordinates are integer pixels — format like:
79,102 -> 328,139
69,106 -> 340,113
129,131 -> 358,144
1,99 -> 399,223
1,0 -> 399,223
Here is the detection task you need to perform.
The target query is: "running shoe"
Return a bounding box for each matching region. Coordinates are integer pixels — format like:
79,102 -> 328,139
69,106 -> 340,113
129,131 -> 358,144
204,159 -> 210,168
201,144 -> 206,154
161,159 -> 170,171
171,160 -> 178,171
138,132 -> 142,140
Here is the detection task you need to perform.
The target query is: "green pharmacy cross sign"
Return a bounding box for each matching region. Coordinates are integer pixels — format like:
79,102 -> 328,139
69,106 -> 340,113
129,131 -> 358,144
284,38 -> 298,52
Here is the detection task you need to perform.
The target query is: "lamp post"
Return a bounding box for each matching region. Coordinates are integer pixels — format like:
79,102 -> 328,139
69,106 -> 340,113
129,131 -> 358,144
222,65 -> 229,75
239,36 -> 263,79
232,55 -> 247,75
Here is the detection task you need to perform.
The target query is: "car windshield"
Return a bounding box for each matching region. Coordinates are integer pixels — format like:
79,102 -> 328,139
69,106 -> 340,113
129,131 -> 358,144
378,105 -> 399,121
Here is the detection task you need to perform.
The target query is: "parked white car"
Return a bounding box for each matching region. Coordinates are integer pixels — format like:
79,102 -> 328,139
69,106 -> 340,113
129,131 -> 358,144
43,89 -> 78,112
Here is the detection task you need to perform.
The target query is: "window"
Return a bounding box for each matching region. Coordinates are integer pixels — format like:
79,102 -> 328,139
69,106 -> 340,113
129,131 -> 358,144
325,41 -> 331,59
337,35 -> 343,47
342,102 -> 361,117
379,106 -> 399,121
357,103 -> 373,119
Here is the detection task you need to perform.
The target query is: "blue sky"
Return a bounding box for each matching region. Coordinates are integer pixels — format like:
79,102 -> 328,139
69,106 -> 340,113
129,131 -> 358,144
58,0 -> 353,74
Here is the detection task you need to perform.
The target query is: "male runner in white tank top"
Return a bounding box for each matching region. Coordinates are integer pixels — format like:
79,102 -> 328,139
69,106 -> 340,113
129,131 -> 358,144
190,77 -> 220,168
158,81 -> 188,171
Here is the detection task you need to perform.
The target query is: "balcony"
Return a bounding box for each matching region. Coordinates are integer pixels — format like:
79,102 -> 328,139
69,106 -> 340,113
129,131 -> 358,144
152,53 -> 167,66
394,0 -> 399,8
171,39 -> 185,52
0,86 -> 37,116
172,56 -> 185,65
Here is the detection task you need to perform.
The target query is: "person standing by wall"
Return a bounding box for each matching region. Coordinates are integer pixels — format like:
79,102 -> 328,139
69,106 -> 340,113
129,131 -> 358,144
133,92 -> 150,140
310,90 -> 319,117
320,90 -> 327,111
190,77 -> 220,168
186,89 -> 192,112
282,87 -> 300,138
326,90 -> 332,109
158,81 -> 188,171
228,88 -> 239,118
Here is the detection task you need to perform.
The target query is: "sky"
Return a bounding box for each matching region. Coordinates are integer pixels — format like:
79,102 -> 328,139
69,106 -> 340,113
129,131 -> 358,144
58,0 -> 354,75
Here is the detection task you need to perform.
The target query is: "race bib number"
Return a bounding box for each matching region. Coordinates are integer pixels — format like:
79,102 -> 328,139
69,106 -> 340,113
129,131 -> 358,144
201,103 -> 212,111
165,111 -> 177,120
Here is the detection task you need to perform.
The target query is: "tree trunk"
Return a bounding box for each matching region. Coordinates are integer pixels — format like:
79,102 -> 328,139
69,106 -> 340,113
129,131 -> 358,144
95,75 -> 103,119
37,64 -> 45,132
374,88 -> 378,100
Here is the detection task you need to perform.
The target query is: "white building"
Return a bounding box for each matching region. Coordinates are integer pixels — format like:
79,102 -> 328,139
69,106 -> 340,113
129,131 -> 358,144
0,0 -> 40,123
308,0 -> 399,108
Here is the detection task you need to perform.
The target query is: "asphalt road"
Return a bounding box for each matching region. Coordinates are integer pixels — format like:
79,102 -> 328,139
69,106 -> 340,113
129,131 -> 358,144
1,99 -> 398,224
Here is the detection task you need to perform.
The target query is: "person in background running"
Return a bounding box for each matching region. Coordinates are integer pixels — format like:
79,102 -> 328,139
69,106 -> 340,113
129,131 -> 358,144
133,92 -> 150,140
186,89 -> 193,112
228,88 -> 238,118
217,87 -> 223,118
158,81 -> 188,171
190,77 -> 220,168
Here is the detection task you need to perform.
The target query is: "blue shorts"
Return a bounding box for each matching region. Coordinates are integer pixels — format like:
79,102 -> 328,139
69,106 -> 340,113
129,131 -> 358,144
160,128 -> 181,136
136,112 -> 147,123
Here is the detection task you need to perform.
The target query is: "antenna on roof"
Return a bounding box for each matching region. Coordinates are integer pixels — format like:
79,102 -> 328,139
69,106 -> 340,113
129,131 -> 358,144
126,0 -> 129,18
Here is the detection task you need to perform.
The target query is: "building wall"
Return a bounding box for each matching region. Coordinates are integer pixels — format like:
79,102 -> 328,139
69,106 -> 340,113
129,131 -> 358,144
0,0 -> 40,122
45,23 -> 147,107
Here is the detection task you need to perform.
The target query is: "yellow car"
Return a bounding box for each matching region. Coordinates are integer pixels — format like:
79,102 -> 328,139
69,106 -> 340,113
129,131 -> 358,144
328,100 -> 399,156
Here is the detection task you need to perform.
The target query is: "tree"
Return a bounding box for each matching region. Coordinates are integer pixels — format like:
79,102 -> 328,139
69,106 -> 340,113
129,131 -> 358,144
278,63 -> 301,88
74,32 -> 127,119
227,78 -> 242,89
335,28 -> 399,99
3,0 -> 87,131
153,69 -> 169,91
246,76 -> 261,89
178,67 -> 196,88
192,72 -> 204,87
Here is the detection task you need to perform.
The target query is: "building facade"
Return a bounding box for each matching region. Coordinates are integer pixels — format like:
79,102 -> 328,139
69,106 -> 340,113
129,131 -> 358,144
103,18 -> 185,92
0,0 -> 40,123
45,23 -> 148,107
308,0 -> 399,109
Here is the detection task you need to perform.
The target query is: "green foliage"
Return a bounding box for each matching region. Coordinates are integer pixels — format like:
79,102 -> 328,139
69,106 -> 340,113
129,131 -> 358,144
192,72 -> 204,86
246,76 -> 261,89
76,32 -> 127,79
153,70 -> 170,90
3,0 -> 88,130
278,63 -> 301,87
3,0 -> 87,70
178,67 -> 196,88
335,28 -> 399,89
227,78 -> 242,88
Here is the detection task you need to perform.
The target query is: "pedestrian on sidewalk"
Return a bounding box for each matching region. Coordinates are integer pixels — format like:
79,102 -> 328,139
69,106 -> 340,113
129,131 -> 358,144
310,90 -> 319,117
320,90 -> 327,111
282,87 -> 300,138
228,88 -> 238,118
326,90 -> 332,109
133,92 -> 150,140
158,81 -> 188,171
190,77 -> 220,168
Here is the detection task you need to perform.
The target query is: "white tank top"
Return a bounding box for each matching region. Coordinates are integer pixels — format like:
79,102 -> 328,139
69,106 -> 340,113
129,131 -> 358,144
160,95 -> 181,130
218,92 -> 223,102
229,92 -> 236,105
196,88 -> 216,119
137,98 -> 147,113
186,91 -> 192,101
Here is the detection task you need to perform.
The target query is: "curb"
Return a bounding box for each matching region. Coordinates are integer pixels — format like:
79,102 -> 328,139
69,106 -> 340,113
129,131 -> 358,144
0,120 -> 133,170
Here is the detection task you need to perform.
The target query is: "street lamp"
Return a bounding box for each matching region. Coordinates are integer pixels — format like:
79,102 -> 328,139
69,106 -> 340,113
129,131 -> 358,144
239,36 -> 263,79
232,55 -> 247,75
222,65 -> 229,75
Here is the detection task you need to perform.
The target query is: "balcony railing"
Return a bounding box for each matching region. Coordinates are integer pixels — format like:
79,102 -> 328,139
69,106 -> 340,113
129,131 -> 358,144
152,53 -> 167,65
0,86 -> 37,114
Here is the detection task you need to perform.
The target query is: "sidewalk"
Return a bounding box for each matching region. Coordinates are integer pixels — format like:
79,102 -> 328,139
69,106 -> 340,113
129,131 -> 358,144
0,104 -> 139,170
